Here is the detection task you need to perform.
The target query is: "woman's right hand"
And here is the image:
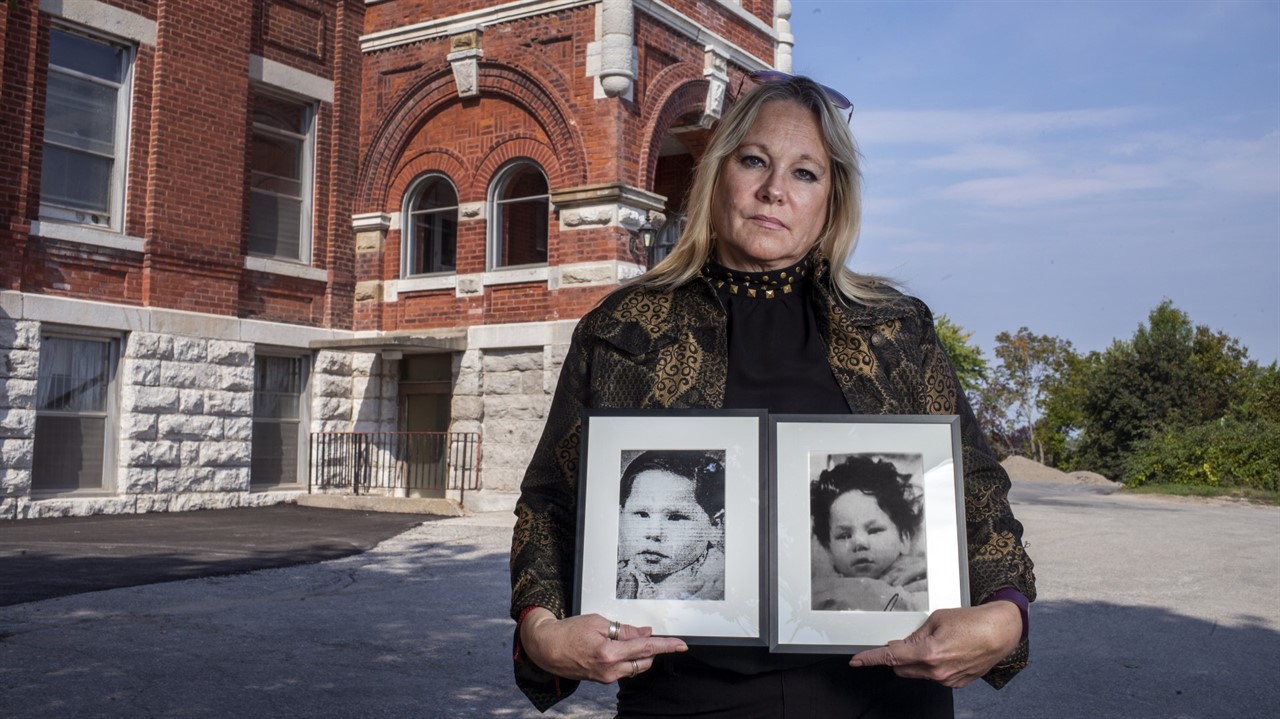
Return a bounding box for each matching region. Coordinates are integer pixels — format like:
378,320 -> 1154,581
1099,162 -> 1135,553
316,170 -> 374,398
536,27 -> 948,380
519,608 -> 688,683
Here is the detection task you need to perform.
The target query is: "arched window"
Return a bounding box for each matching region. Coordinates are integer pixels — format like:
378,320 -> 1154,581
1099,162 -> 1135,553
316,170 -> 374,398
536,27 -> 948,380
403,174 -> 458,276
487,160 -> 549,269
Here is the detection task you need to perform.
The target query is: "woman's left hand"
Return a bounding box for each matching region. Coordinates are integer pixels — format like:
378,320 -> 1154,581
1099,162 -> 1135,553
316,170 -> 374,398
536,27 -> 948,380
849,602 -> 1022,688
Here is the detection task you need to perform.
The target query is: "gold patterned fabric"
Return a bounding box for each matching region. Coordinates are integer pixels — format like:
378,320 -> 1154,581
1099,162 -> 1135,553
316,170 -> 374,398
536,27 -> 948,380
510,259 -> 1036,711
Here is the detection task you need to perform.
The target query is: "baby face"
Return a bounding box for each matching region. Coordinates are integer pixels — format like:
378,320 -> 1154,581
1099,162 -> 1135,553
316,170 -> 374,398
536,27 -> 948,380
826,490 -> 907,580
619,470 -> 718,581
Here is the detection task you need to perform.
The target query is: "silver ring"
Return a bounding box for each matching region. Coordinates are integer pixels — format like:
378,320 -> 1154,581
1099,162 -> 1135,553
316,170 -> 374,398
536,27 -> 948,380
630,659 -> 639,677
608,620 -> 620,641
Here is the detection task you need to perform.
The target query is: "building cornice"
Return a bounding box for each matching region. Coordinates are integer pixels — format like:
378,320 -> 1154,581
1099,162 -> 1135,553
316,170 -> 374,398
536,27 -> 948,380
360,0 -> 775,71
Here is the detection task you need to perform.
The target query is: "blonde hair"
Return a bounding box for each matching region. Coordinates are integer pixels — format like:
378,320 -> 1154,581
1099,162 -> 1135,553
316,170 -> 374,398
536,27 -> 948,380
640,74 -> 896,305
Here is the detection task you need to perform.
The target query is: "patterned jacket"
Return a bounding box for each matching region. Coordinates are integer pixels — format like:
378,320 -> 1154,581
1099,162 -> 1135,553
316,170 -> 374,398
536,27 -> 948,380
510,260 -> 1036,710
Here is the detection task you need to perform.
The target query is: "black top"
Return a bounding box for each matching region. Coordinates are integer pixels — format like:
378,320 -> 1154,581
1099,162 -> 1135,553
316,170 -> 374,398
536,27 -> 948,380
689,258 -> 848,674
703,258 -> 849,415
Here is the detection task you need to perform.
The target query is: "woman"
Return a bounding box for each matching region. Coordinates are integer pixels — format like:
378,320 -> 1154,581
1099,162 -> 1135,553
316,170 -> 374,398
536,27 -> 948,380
615,450 -> 725,601
510,72 -> 1035,717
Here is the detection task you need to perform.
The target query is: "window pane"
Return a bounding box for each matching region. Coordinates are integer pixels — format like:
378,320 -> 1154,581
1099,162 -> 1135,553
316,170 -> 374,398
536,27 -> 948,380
251,131 -> 302,184
248,192 -> 302,259
39,145 -> 112,214
254,356 -> 302,418
45,72 -> 117,155
50,29 -> 124,83
500,166 -> 548,201
501,198 -> 548,266
37,337 -> 109,411
409,210 -> 456,275
252,355 -> 304,487
251,420 -> 299,486
33,415 -> 106,491
414,178 -> 457,212
253,92 -> 307,133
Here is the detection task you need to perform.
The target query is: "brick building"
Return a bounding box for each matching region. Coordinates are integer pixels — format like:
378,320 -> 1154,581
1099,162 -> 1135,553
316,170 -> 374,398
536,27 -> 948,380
0,0 -> 791,519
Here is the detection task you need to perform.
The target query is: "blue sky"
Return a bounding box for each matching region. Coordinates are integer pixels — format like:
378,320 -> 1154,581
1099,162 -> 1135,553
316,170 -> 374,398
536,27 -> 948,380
789,0 -> 1280,364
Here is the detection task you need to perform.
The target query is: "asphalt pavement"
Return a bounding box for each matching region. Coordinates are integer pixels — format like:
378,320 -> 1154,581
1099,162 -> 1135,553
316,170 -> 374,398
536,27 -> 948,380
0,484 -> 1277,718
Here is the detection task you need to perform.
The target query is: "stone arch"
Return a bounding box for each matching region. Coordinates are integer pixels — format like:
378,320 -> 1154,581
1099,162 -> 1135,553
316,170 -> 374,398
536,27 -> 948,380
638,68 -> 711,191
387,148 -> 471,210
356,63 -> 587,211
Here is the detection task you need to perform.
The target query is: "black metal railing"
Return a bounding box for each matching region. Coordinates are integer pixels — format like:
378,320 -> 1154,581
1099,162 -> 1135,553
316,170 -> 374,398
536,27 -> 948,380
309,431 -> 481,501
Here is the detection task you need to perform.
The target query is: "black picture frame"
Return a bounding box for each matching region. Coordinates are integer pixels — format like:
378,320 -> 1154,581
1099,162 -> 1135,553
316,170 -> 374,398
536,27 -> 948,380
768,414 -> 969,653
574,409 -> 769,646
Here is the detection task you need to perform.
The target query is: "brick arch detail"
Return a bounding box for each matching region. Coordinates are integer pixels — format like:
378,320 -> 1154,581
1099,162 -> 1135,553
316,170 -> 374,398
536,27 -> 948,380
357,64 -> 586,211
387,149 -> 470,212
638,68 -> 711,190
472,137 -> 560,198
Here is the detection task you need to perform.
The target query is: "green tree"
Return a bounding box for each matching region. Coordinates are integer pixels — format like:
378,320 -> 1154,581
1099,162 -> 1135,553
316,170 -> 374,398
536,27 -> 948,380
988,328 -> 1076,465
934,314 -> 988,396
1074,300 -> 1251,481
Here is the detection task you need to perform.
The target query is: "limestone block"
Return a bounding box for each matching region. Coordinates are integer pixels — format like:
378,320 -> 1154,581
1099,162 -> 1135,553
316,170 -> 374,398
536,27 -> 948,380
482,396 -> 544,421
171,336 -> 208,363
131,494 -> 172,513
123,385 -> 180,413
522,372 -> 549,395
120,467 -> 157,494
460,349 -> 483,372
0,438 -> 32,469
180,442 -> 200,466
351,374 -> 380,402
126,358 -> 161,387
208,340 -> 252,366
127,332 -> 173,360
353,397 -> 382,422
452,395 -> 484,421
224,416 -> 253,441
0,408 -> 35,438
129,440 -> 181,467
120,412 -> 157,440
314,373 -> 349,398
168,492 -> 245,513
179,389 -> 205,414
316,350 -> 352,375
0,378 -> 36,407
158,414 -> 223,441
313,419 -> 351,434
0,320 -> 38,350
205,390 -> 252,417
483,372 -> 522,395
1,348 -> 39,380
453,369 -> 481,396
478,466 -> 522,493
451,419 -> 482,435
180,466 -> 218,492
350,352 -> 376,377
221,365 -> 253,392
317,396 -> 353,421
159,362 -> 204,390
483,349 -> 543,373
155,468 -> 181,493
214,467 -> 251,492
0,467 -> 32,496
0,497 -> 26,519
199,441 -> 251,467
479,440 -> 535,469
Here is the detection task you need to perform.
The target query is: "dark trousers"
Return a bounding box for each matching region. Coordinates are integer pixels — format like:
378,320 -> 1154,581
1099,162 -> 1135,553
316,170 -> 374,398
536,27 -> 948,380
616,655 -> 953,719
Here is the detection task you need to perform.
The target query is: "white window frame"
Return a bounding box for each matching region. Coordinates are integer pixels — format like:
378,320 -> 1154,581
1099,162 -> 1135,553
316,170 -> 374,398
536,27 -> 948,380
39,24 -> 134,233
247,87 -> 316,265
31,328 -> 122,496
402,173 -> 459,278
250,351 -> 311,490
486,159 -> 550,271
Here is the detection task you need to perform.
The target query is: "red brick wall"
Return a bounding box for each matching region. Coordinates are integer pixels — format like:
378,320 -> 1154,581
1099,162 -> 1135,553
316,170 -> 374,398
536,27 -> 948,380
2,0 -> 361,329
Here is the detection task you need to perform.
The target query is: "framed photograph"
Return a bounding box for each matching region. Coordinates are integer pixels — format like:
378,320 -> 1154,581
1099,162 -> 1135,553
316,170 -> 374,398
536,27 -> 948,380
574,409 -> 768,645
769,415 -> 969,653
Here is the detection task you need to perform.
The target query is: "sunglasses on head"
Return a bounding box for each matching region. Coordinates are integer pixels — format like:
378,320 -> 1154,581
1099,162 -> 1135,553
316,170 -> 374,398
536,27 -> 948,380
737,70 -> 854,121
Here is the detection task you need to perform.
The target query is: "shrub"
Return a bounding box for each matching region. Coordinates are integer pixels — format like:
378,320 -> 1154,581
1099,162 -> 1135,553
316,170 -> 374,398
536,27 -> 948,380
1124,419 -> 1280,492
